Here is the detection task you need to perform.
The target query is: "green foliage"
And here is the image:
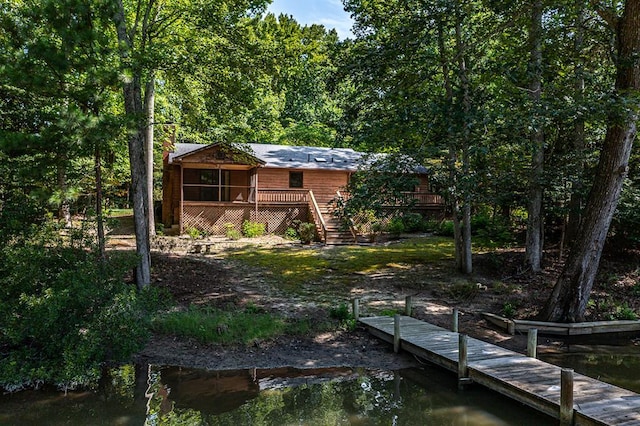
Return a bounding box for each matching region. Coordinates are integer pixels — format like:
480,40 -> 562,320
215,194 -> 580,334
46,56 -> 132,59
284,227 -> 299,240
224,223 -> 242,240
186,227 -> 202,240
402,212 -> 429,233
386,217 -> 405,238
0,243 -> 161,391
337,154 -> 421,222
435,220 -> 455,237
472,213 -> 515,248
152,305 -> 286,345
328,303 -> 356,331
225,237 -> 454,291
611,179 -> 640,249
329,303 -> 351,321
242,220 -> 266,238
501,302 -> 518,319
297,222 -> 317,243
613,304 -> 638,321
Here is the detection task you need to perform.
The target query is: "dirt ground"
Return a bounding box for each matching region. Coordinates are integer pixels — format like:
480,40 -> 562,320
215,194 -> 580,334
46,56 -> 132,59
109,232 -> 636,372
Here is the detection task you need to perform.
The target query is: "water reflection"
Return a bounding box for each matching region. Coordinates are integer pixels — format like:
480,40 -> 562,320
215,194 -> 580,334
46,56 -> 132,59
0,364 -> 555,425
147,365 -> 553,425
541,350 -> 640,393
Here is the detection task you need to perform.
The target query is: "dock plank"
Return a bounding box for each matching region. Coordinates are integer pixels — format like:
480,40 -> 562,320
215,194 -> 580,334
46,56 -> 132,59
359,315 -> 640,425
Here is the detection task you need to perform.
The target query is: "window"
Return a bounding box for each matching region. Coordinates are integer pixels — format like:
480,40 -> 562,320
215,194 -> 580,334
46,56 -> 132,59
289,171 -> 303,188
183,169 -> 230,201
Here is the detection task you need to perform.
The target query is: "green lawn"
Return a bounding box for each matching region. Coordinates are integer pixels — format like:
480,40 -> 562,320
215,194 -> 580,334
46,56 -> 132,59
225,237 -> 455,291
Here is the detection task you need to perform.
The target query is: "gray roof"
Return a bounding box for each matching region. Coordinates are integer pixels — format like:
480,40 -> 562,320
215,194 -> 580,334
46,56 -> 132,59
169,142 -> 364,171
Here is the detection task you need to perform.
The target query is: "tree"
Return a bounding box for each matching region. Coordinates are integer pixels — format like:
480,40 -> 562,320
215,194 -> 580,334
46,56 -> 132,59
540,0 -> 640,322
524,0 -> 545,273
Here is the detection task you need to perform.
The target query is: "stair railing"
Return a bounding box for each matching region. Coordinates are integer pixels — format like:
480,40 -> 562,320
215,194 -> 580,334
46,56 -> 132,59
308,190 -> 327,242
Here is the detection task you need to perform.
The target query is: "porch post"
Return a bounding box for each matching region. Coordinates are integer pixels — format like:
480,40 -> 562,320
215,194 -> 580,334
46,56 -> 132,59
254,170 -> 259,220
179,165 -> 184,234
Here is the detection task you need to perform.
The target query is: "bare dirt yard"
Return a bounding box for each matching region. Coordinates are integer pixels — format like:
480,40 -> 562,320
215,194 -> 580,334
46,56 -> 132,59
106,227 -> 640,372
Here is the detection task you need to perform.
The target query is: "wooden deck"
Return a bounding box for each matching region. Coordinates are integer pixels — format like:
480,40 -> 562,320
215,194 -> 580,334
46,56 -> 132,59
360,315 -> 640,425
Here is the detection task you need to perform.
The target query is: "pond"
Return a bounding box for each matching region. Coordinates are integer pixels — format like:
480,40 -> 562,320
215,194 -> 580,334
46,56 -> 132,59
540,346 -> 640,393
0,364 -> 555,425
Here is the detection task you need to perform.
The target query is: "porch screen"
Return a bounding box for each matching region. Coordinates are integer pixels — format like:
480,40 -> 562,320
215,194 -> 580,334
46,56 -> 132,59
183,169 -> 231,201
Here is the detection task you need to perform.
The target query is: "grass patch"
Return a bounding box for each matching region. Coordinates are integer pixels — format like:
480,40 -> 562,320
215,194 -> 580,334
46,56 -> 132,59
225,237 -> 454,291
151,305 -> 347,344
106,208 -> 133,217
152,306 -> 286,345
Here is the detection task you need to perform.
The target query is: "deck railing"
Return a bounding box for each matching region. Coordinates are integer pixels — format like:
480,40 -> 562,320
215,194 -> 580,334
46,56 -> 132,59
257,189 -> 309,203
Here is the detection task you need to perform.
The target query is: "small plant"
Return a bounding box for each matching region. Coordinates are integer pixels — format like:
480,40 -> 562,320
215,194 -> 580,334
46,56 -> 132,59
284,227 -> 299,240
224,223 -> 242,240
368,221 -> 383,242
380,308 -> 402,317
614,304 -> 638,320
328,303 -> 356,331
242,220 -> 266,238
501,302 -> 517,318
447,281 -> 479,301
186,227 -> 202,239
297,222 -> 317,244
329,303 -> 352,321
386,217 -> 405,238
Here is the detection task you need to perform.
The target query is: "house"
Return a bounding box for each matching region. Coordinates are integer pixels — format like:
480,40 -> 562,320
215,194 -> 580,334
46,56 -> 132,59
162,142 -> 444,243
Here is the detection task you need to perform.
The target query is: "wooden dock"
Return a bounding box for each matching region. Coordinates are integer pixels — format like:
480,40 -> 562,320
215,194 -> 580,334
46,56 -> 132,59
360,315 -> 640,425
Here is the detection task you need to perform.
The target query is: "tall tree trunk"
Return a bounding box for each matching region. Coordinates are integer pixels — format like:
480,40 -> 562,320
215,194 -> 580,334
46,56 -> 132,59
455,5 -> 473,274
145,75 -> 156,237
566,0 -> 587,244
539,0 -> 640,322
57,152 -> 72,227
437,19 -> 468,272
525,0 -> 545,273
113,0 -> 151,289
95,143 -> 106,260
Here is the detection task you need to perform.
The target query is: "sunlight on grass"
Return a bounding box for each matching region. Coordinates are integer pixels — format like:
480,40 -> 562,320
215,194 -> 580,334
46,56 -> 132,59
225,236 -> 454,291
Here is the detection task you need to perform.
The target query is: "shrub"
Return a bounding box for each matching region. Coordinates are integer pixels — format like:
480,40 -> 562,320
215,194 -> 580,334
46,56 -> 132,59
224,223 -> 242,240
284,227 -> 299,240
435,220 -> 455,237
501,302 -> 517,318
402,212 -> 426,232
0,245 -> 160,391
186,227 -> 202,239
297,222 -> 317,243
386,217 -> 405,238
242,221 -> 266,238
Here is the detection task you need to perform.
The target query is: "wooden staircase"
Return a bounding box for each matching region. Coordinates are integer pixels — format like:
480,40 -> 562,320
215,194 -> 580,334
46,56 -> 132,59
319,204 -> 357,245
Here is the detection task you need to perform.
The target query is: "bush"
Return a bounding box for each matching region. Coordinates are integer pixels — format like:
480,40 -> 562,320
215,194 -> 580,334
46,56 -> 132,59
402,212 -> 427,232
386,217 -> 405,238
297,222 -> 317,243
435,220 -> 455,237
0,245 -> 161,391
242,221 -> 266,238
186,227 -> 202,239
224,223 -> 242,240
284,227 -> 299,240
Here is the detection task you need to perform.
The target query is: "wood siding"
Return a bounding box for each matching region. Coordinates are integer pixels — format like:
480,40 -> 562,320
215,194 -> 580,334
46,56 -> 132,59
258,168 -> 349,204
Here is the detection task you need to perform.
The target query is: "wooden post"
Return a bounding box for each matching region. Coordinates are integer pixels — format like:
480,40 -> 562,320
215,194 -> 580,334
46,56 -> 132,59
352,298 -> 360,321
452,308 -> 459,332
560,368 -> 574,425
527,328 -> 538,358
393,314 -> 401,353
458,334 -> 469,389
405,295 -> 413,317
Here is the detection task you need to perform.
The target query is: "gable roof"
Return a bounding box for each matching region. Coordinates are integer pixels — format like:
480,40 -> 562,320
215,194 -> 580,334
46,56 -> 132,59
169,142 -> 363,171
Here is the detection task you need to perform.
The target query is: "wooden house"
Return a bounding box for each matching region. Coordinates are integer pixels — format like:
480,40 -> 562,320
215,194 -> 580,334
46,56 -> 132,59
162,142 -> 444,243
